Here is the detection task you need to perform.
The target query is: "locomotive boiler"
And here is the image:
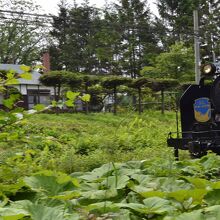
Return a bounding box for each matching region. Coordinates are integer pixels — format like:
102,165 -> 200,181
167,62 -> 220,158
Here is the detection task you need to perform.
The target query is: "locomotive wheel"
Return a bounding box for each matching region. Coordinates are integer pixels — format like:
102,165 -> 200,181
189,141 -> 207,158
190,151 -> 207,159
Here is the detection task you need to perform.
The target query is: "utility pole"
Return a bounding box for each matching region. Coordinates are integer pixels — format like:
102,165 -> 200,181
194,10 -> 201,84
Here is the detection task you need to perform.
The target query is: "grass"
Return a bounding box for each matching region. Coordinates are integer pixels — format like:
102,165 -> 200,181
0,110 -> 189,175
28,111 -> 189,170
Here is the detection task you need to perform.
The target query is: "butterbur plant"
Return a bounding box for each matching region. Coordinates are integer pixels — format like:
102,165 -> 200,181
50,91 -> 90,113
0,66 -> 48,178
65,91 -> 80,107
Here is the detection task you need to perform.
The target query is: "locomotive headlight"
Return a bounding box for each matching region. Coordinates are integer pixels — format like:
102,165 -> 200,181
203,64 -> 212,74
202,64 -> 216,75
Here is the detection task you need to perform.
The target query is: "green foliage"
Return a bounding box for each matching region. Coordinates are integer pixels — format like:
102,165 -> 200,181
5,72 -> 19,85
2,154 -> 220,219
0,0 -> 48,64
33,104 -> 45,111
142,42 -> 194,81
4,66 -> 220,219
50,0 -> 159,76
129,77 -> 149,89
102,76 -> 132,89
39,71 -> 68,87
0,111 -> 176,174
66,91 -> 79,100
148,78 -> 179,91
156,0 -> 196,47
81,94 -> 91,103
3,94 -> 21,109
40,71 -> 82,103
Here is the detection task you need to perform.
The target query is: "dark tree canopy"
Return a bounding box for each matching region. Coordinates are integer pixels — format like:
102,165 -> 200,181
102,76 -> 132,89
148,78 -> 179,91
49,0 -> 158,78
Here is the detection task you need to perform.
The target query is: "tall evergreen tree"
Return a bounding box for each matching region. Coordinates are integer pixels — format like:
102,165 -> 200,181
199,0 -> 220,60
50,0 -> 159,77
50,0 -> 101,72
155,0 -> 220,57
50,1 -> 70,70
114,0 -> 158,78
155,0 -> 196,47
94,6 -> 122,75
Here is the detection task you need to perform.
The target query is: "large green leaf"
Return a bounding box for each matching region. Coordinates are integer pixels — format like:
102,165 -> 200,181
5,72 -> 19,85
142,197 -> 175,214
102,175 -> 130,189
33,104 -> 45,111
117,197 -> 174,215
10,200 -> 80,220
81,94 -> 91,102
117,168 -> 141,176
81,188 -> 118,200
205,205 -> 220,219
0,207 -> 28,220
26,204 -> 70,220
20,73 -> 32,80
23,172 -> 78,196
65,100 -> 74,107
3,94 -> 20,109
5,78 -> 19,85
79,163 -> 118,181
204,189 -> 220,206
50,191 -> 80,200
131,174 -> 153,184
168,189 -> 208,204
86,201 -> 119,213
170,205 -> 220,220
157,177 -> 192,192
181,176 -> 210,189
66,91 -> 80,100
140,190 -> 165,198
128,183 -> 154,195
173,209 -> 204,220
20,65 -> 31,72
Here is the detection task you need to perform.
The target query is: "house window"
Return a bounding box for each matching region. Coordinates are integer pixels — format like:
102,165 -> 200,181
27,89 -> 51,109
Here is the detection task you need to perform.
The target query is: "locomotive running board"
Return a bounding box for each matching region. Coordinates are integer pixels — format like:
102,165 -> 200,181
167,130 -> 220,150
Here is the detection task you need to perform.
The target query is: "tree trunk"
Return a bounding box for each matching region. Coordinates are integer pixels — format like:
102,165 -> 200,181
54,86 -> 57,101
57,85 -> 61,101
161,89 -> 165,114
113,86 -> 117,115
54,86 -> 59,115
138,87 -> 142,115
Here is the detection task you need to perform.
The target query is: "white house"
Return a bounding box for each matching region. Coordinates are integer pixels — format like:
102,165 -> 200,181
0,64 -> 54,109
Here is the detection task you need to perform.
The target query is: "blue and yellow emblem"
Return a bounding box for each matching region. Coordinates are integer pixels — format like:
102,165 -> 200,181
194,98 -> 211,122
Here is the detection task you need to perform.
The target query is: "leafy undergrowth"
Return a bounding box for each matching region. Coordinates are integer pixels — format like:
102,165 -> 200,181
1,153 -> 220,219
1,111 -> 182,175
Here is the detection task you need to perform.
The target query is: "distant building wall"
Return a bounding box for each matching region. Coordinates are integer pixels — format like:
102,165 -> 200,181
0,64 -> 54,109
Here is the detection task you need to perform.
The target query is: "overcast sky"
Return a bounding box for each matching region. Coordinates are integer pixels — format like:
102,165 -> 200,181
35,0 -> 158,16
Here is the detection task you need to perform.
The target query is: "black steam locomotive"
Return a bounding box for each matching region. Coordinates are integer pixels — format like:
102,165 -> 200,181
167,62 -> 220,158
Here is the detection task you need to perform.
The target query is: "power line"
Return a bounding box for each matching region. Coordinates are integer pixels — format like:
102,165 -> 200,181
0,16 -> 53,27
0,9 -> 211,39
0,9 -> 53,18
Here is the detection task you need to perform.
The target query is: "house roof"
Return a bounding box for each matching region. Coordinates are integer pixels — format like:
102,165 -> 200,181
0,64 -> 42,85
